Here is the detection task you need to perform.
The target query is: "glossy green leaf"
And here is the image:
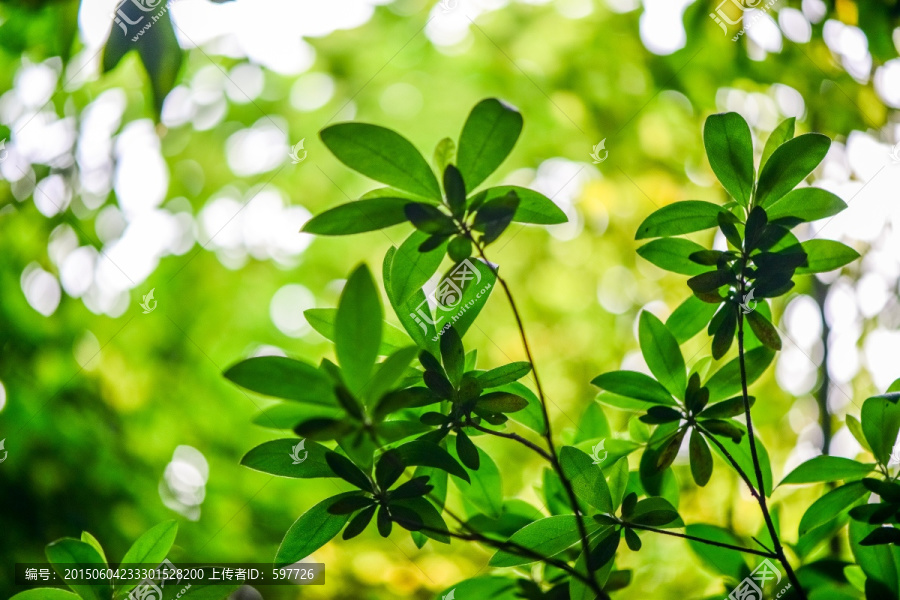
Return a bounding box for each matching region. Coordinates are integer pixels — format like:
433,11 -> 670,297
794,240 -> 860,274
756,133 -> 831,207
764,187 -> 847,222
798,481 -> 869,536
224,356 -> 335,406
745,310 -> 781,351
335,264 -> 383,395
389,230 -> 449,304
440,326 -> 465,386
275,492 -> 358,566
704,112 -> 755,206
45,539 -> 111,600
476,361 -> 532,389
780,455 -> 875,485
708,422 -> 773,496
302,198 -> 411,235
471,185 -> 567,225
684,524 -> 749,581
473,191 -> 519,244
689,429 -> 713,486
241,439 -> 335,479
636,238 -> 708,275
667,295 -> 720,344
861,392 -> 900,466
591,371 -> 676,405
635,201 -> 726,239
638,311 -> 687,400
457,98 -> 523,190
321,123 -> 440,200
489,515 -> 593,567
706,347 -> 775,402
383,247 -> 440,356
450,438 -> 502,518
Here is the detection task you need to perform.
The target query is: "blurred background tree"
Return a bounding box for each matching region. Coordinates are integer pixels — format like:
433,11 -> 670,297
1,0 -> 900,598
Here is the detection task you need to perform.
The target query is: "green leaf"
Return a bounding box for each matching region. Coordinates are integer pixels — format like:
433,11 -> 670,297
457,98 -> 523,190
861,393 -> 900,466
363,346 -> 419,406
638,312 -> 687,400
489,515 -> 593,567
435,576 -> 518,600
389,230 -> 449,304
764,187 -> 847,222
591,371 -> 676,405
667,295 -> 720,344
302,198 -> 411,235
383,248 -> 439,355
476,392 -> 528,413
745,310 -> 781,351
559,446 -> 613,512
275,492 -> 358,566
780,456 -> 876,486
373,387 -> 441,421
325,451 -> 373,491
343,505 -> 376,540
760,117 -> 796,169
846,414 -> 872,453
305,308 -> 411,356
849,520 -> 899,596
241,439 -> 335,479
635,201 -> 726,239
444,164 -> 467,217
794,240 -> 860,274
45,539 -> 111,600
80,532 -> 106,565
476,362 -> 532,389
433,137 -> 456,174
429,258 -> 497,340
224,356 -> 335,406
704,112 -> 755,206
116,521 -> 178,593
698,395 -> 754,419
689,429 -> 713,487
607,458 -> 630,511
711,306 -> 737,360
394,496 -> 451,544
636,238 -> 709,275
455,430 -> 480,470
706,347 -> 775,402
440,326 -> 465,386
708,422 -> 773,496
10,592 -> 81,600
321,123 -> 441,200
450,438 -> 502,518
685,524 -> 749,581
494,381 -> 546,435
473,191 -> 519,244
756,133 -> 831,207
629,497 -> 682,527
376,440 -> 469,490
335,264 -> 383,395
470,185 -> 567,225
799,481 -> 869,536
252,403 -> 342,430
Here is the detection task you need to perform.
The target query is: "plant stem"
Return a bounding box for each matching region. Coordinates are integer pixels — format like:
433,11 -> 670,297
695,422 -> 759,498
625,523 -> 776,558
737,272 -> 807,599
466,419 -> 553,462
471,239 -> 599,593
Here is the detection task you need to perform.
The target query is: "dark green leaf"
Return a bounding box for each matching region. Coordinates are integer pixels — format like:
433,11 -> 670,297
457,98 -> 523,190
373,387 -> 441,421
449,438 -> 502,518
638,406 -> 683,424
343,505 -> 377,540
698,395 -> 754,419
440,326 -> 465,386
377,505 -> 392,537
302,198 -> 411,235
327,494 -> 374,515
274,492 -> 358,565
473,185 -> 567,225
860,527 -> 900,546
389,476 -> 433,501
701,418 -> 744,443
655,427 -> 687,472
757,133 -> 831,207
689,429 -> 713,487
448,236 -> 472,262
293,417 -> 353,440
635,201 -> 726,239
376,440 -> 469,490
745,310 -> 782,351
473,191 -> 519,244
717,212 -> 743,249
711,306 -> 737,360
475,391 -> 528,413
404,202 -> 456,234
624,527 -> 642,551
476,361 -> 532,388
687,268 -> 734,294
443,164 -> 467,217
630,497 -> 681,527
744,207 -> 768,251
321,123 -> 441,200
456,429 -> 480,470
778,450 -> 870,485
704,112 -> 754,206
325,452 -> 373,491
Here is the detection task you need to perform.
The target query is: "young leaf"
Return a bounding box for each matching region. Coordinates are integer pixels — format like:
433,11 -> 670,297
305,307 -> 411,356
845,414 -> 872,453
591,371 -> 676,406
704,112 -> 755,206
638,312 -> 687,400
760,117 -> 796,169
320,123 -> 441,200
224,356 -> 335,406
636,238 -> 709,275
559,446 -> 614,512
689,429 -> 713,487
764,187 -> 847,222
794,240 -> 860,274
780,455 -> 875,485
756,133 -> 831,207
80,532 -> 106,565
635,201 -> 726,239
457,98 -> 523,191
335,264 -> 383,395
433,137 -> 456,174
45,539 -> 111,600
302,198 -> 411,235
363,346 -> 419,405
448,236 -> 472,262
